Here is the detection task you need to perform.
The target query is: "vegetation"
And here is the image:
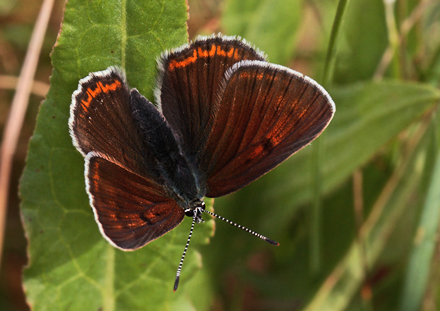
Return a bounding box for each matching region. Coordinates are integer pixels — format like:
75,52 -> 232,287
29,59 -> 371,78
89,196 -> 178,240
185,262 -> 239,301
4,0 -> 440,310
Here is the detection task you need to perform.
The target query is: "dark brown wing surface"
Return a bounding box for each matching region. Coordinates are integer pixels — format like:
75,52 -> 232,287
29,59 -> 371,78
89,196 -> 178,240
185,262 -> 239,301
157,35 -> 266,158
200,61 -> 335,197
69,67 -> 147,177
86,153 -> 184,250
70,67 -> 185,249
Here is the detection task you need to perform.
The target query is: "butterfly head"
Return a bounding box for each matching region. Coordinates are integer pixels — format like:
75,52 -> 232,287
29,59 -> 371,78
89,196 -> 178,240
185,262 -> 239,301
184,199 -> 205,223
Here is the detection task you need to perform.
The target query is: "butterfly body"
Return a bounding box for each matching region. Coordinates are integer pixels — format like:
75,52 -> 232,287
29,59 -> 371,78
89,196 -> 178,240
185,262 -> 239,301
131,88 -> 204,211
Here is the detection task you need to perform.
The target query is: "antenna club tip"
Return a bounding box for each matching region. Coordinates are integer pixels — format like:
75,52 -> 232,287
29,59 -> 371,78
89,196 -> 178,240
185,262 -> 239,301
173,276 -> 180,292
266,238 -> 279,246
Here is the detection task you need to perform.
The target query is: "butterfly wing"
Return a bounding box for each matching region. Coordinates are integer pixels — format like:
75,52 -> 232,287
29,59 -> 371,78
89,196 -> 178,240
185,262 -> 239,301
200,61 -> 335,197
157,36 -> 334,198
156,35 -> 266,159
69,67 -> 148,176
70,67 -> 185,249
86,152 -> 184,250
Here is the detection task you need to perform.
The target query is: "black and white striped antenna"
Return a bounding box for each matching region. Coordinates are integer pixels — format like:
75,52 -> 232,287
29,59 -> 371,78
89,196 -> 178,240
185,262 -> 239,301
173,211 -> 197,291
173,207 -> 279,291
202,209 -> 279,245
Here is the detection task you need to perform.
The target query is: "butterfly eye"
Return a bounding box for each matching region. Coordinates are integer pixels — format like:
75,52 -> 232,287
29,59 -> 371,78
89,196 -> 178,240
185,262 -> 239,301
184,209 -> 194,217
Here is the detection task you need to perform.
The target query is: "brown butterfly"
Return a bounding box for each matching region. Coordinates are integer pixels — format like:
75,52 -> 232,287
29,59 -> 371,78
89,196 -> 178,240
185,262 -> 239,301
69,34 -> 335,290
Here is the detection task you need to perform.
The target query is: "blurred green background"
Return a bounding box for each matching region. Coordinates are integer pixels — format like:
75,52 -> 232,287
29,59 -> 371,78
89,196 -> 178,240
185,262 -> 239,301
2,0 -> 440,310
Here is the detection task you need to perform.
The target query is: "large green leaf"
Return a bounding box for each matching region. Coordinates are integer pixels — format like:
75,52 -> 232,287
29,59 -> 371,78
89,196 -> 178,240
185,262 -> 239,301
333,0 -> 388,83
20,0 -> 215,310
398,116 -> 440,311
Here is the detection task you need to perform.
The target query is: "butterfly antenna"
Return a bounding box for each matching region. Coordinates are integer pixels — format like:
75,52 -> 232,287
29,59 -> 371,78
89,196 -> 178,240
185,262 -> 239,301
202,209 -> 279,246
173,212 -> 197,292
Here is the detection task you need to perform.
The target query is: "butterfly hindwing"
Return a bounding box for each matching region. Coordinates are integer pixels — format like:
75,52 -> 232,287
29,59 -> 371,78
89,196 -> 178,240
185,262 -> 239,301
86,152 -> 185,250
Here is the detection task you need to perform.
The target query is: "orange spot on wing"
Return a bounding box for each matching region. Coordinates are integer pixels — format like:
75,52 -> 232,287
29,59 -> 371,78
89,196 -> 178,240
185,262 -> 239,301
81,79 -> 122,108
102,79 -> 121,93
216,46 -> 225,56
251,145 -> 264,158
197,45 -> 216,58
209,45 -> 217,56
234,49 -> 241,60
168,49 -> 198,70
239,72 -> 264,80
198,47 -> 208,57
215,45 -> 235,58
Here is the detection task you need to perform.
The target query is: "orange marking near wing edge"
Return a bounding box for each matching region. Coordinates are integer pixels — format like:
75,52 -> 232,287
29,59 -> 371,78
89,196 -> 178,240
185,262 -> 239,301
239,72 -> 264,80
216,45 -> 234,58
168,49 -> 198,70
198,45 -> 216,58
168,44 -> 242,71
81,79 -> 122,107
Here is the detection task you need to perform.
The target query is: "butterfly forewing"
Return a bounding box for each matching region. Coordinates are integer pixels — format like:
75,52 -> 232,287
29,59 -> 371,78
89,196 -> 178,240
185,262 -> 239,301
200,61 -> 335,197
70,68 -> 148,177
157,36 -> 266,159
86,153 -> 185,250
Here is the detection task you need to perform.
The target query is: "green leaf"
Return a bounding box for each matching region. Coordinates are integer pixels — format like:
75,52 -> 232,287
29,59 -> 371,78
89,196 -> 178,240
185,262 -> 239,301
304,108 -> 436,311
333,0 -> 388,83
398,116 -> 440,311
20,0 -> 215,310
221,0 -> 302,65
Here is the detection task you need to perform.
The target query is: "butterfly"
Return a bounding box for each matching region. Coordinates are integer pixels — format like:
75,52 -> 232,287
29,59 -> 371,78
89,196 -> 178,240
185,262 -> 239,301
69,34 -> 335,290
